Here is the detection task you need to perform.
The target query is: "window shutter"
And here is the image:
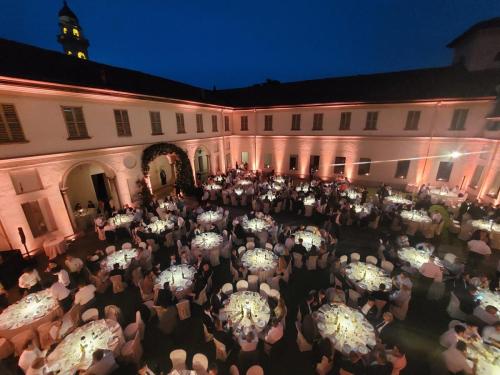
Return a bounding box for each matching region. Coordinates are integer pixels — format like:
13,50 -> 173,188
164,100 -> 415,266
74,107 -> 88,137
114,110 -> 124,136
2,104 -> 25,141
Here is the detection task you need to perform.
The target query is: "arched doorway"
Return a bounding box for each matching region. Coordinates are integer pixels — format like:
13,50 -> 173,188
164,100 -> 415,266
147,154 -> 176,196
142,143 -> 195,198
194,146 -> 211,183
60,161 -> 119,232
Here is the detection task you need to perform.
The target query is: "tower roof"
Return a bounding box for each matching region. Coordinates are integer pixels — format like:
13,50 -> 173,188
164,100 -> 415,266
58,1 -> 78,21
447,17 -> 500,48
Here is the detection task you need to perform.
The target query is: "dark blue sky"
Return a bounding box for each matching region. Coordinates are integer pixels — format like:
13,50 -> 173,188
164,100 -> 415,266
1,0 -> 500,88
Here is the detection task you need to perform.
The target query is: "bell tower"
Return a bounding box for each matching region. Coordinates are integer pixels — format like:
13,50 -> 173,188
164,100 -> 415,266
57,1 -> 89,59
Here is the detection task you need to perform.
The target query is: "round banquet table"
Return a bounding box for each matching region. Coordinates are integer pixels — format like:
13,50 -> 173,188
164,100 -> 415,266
465,340 -> 500,375
471,219 -> 500,234
47,319 -> 124,374
241,215 -> 273,234
429,189 -> 462,206
293,229 -> 322,251
345,261 -> 393,292
314,303 -> 376,355
102,248 -> 138,271
398,246 -> 440,270
475,288 -> 500,312
303,196 -> 316,206
260,192 -> 276,201
43,236 -> 66,260
197,211 -> 223,230
342,189 -> 361,201
74,209 -> 96,231
159,201 -> 178,212
155,264 -> 196,299
400,210 -> 432,234
205,183 -> 222,191
237,179 -> 252,187
222,291 -> 270,335
354,204 -> 371,218
295,184 -> 310,193
0,289 -> 60,339
271,182 -> 283,191
384,195 -> 413,206
241,248 -> 278,282
110,214 -> 134,228
191,232 -> 223,266
147,219 -> 175,234
168,370 -> 199,375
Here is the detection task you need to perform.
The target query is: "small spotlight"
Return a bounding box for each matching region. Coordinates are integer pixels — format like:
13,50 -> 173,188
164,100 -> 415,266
450,151 -> 461,159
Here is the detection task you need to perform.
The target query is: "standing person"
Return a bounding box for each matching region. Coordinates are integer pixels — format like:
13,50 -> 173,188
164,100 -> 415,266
18,266 -> 42,294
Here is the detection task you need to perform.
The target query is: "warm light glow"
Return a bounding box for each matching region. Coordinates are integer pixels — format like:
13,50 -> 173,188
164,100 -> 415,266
72,28 -> 80,37
63,27 -> 68,34
450,151 -> 461,159
67,51 -> 72,55
77,52 -> 86,59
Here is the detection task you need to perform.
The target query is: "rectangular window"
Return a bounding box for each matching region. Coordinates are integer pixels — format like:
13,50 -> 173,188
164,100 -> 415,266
289,155 -> 298,171
0,104 -> 26,142
436,161 -> 453,182
263,153 -> 272,168
176,113 -> 186,134
241,151 -> 249,164
240,116 -> 248,131
224,116 -> 230,131
61,106 -> 89,139
404,110 -> 420,130
487,171 -> 500,198
211,115 -> 218,132
291,114 -> 301,130
395,160 -> 410,179
149,111 -> 162,135
469,165 -> 484,189
449,109 -> 468,130
225,153 -> 231,170
310,155 -> 320,172
196,113 -> 204,133
358,158 -> 371,175
486,120 -> 500,131
113,109 -> 132,137
312,113 -> 324,130
364,111 -> 378,130
264,115 -> 273,131
333,156 -> 346,174
339,112 -> 351,130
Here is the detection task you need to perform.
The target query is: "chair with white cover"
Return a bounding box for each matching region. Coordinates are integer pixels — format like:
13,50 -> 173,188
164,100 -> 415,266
214,338 -> 230,362
457,221 -> 474,241
366,256 -> 378,265
36,320 -> 62,350
246,242 -> 255,250
446,292 -> 467,320
124,310 -> 145,341
222,283 -> 234,296
238,246 -> 247,256
293,252 -> 304,269
122,242 -> 132,249
295,321 -> 313,352
268,289 -> 280,301
10,329 -> 38,356
381,260 -> 394,274
229,365 -> 240,375
236,279 -> 248,291
339,255 -> 348,264
59,304 -> 82,338
259,283 -> 271,298
169,349 -> 187,370
350,253 -> 360,262
304,205 -> 314,217
194,285 -> 208,306
347,289 -> 362,308
306,255 -> 318,270
110,275 -> 126,293
248,275 -> 259,291
164,232 -> 175,248
0,337 -> 14,360
104,305 -> 123,325
176,300 -> 191,320
105,245 -> 116,255
316,356 -> 333,375
246,365 -> 264,375
448,220 -> 461,234
121,331 -> 142,366
443,253 -> 457,264
81,308 -> 99,323
192,353 -> 209,375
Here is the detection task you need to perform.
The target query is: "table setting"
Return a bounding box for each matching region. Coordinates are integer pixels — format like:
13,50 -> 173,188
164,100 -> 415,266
342,189 -> 361,201
0,289 -> 60,339
205,183 -> 222,192
191,232 -> 223,266
241,248 -> 278,282
222,291 -> 271,335
466,340 -> 499,375
236,179 -> 252,187
384,195 -> 413,206
475,288 -> 500,312
303,195 -> 316,206
197,211 -> 223,230
397,246 -> 441,270
293,229 -> 322,251
146,219 -> 175,234
295,183 -> 310,193
345,261 -> 392,292
46,319 -> 124,374
471,219 -> 500,234
159,201 -> 178,212
314,303 -> 376,355
102,248 -> 138,271
401,209 -> 432,234
155,264 -> 196,298
110,214 -> 134,228
260,191 -> 276,201
241,214 -> 274,233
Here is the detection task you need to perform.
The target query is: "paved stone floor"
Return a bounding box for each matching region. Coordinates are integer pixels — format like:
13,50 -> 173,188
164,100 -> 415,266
1,203 -> 498,375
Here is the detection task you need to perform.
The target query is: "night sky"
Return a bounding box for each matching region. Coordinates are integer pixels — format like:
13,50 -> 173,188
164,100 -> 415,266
1,0 -> 500,89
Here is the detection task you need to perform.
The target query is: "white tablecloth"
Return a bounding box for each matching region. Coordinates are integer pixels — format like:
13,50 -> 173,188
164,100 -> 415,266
43,236 -> 66,259
241,248 -> 278,282
222,291 -> 270,335
293,229 -> 322,251
102,248 -> 138,271
191,232 -> 223,266
155,264 -> 196,299
345,262 -> 392,292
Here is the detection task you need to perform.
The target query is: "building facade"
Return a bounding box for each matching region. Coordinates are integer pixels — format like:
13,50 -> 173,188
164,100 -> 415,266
0,19 -> 499,254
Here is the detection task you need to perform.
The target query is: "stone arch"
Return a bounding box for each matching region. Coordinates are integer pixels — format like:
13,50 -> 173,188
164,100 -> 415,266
60,160 -> 116,191
142,142 -> 195,194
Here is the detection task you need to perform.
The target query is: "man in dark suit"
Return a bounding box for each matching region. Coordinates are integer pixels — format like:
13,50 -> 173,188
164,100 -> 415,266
375,312 -> 397,348
292,238 -> 307,256
109,263 -> 124,278
156,282 -> 176,308
202,302 -> 215,333
371,283 -> 390,302
299,291 -> 316,321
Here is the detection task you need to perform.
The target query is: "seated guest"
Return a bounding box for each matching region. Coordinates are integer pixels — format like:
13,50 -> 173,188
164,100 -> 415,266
386,345 -> 407,375
367,350 -> 393,375
65,255 -> 84,275
418,256 -> 442,294
473,305 -> 499,326
482,322 -> 500,348
18,266 -> 42,294
238,329 -> 258,352
26,357 -> 49,375
202,303 -> 216,333
458,286 -> 480,315
50,264 -> 71,288
372,283 -> 390,302
156,282 -> 176,307
86,349 -> 118,375
49,278 -> 73,312
213,317 -> 235,352
439,324 -> 466,348
299,291 -> 316,320
393,272 -> 412,290
339,351 -> 365,375
442,341 -> 477,375
18,341 -> 45,373
467,234 -> 491,269
264,317 -> 284,345
375,312 -> 397,348
109,263 -> 124,278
